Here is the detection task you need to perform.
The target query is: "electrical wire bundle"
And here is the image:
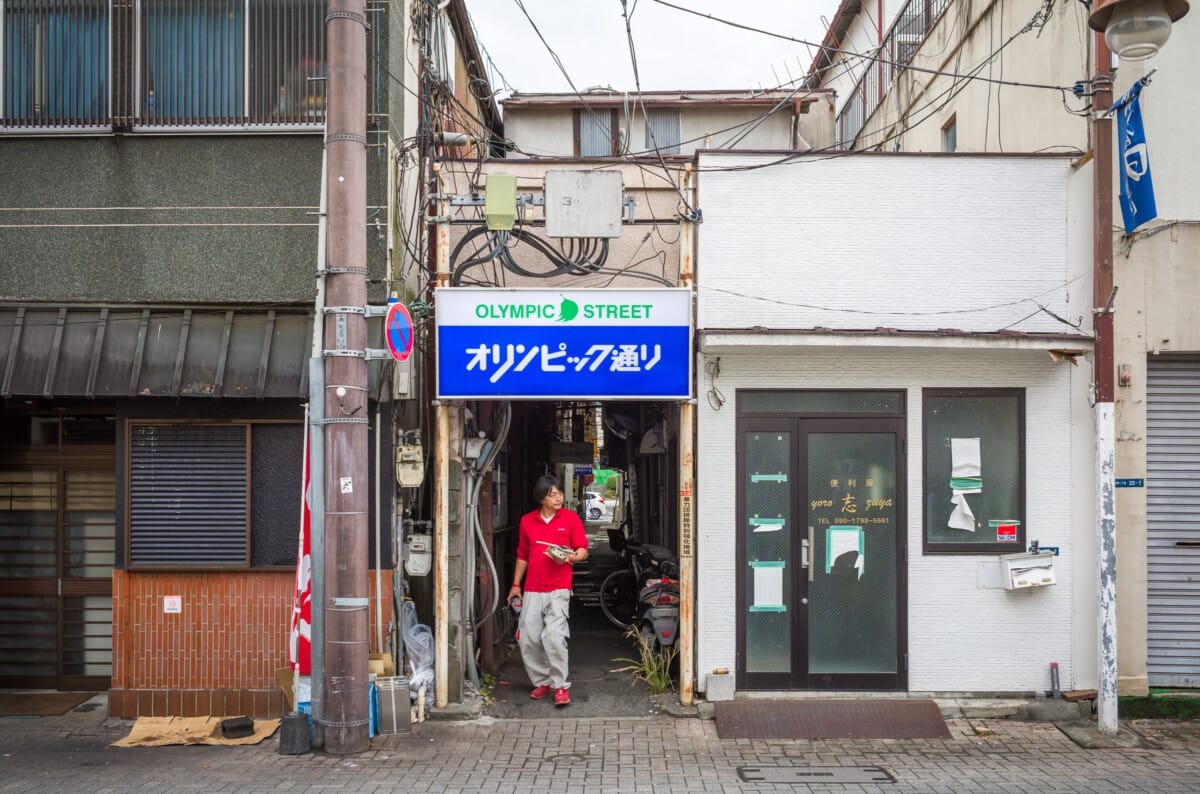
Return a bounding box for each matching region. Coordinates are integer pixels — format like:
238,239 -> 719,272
449,226 -> 610,286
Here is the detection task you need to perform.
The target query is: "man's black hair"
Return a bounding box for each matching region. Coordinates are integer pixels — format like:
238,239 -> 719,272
533,474 -> 562,504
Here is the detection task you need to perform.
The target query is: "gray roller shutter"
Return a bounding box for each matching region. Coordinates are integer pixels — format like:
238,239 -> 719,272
129,424 -> 248,566
580,111 -> 613,157
645,108 -> 680,155
1147,357 -> 1200,687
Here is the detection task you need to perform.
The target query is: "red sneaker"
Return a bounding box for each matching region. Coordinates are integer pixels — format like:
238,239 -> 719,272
554,688 -> 570,706
529,685 -> 552,700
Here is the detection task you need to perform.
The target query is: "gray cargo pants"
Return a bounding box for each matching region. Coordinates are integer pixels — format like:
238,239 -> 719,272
518,588 -> 572,690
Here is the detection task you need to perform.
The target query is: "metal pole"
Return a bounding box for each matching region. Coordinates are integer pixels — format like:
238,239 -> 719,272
308,154 -> 329,751
434,402 -> 450,707
434,164 -> 451,709
1091,30 -> 1118,737
308,359 -> 326,748
375,401 -> 384,655
677,163 -> 696,706
322,0 -> 370,755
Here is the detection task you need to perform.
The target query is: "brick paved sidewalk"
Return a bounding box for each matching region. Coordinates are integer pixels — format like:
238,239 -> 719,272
2,708 -> 1198,792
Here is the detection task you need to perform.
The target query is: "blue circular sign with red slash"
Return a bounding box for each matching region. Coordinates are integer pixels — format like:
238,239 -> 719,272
384,301 -> 414,362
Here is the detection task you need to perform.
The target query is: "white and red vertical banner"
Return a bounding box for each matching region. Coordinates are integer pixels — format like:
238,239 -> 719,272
289,421 -> 313,675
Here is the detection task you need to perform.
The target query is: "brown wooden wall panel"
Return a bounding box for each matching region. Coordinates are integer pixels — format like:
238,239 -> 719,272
109,569 -> 393,717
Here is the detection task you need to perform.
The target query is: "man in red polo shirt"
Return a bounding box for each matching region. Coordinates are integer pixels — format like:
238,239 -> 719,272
507,475 -> 588,706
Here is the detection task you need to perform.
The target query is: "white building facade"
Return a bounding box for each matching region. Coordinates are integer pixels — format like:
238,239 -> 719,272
693,152 -> 1097,695
809,0 -> 1200,694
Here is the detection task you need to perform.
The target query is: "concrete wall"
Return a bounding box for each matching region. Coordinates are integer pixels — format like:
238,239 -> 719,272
823,4 -> 887,120
849,0 -> 1091,154
696,153 -> 1088,335
0,136 -> 332,304
694,345 -> 1090,693
504,109 -> 577,157
502,101 -> 832,158
437,159 -> 685,289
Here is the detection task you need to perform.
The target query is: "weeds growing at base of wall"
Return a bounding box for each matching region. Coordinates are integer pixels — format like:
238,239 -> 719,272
611,627 -> 678,695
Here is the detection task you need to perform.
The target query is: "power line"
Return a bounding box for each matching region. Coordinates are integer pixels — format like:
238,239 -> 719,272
690,0 -> 1065,171
618,0 -> 694,216
697,271 -> 1090,321
650,0 -> 1072,93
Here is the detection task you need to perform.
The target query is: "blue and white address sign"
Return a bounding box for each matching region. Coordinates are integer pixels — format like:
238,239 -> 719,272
436,288 -> 692,399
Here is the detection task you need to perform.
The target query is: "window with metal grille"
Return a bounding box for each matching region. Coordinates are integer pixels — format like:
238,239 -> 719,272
137,0 -> 327,128
644,108 -> 680,155
922,389 -> 1025,553
128,423 -> 250,567
1,1 -> 328,132
127,421 -> 304,568
1,0 -> 111,130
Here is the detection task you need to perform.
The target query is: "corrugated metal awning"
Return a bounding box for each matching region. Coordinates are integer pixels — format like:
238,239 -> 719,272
0,305 -> 315,399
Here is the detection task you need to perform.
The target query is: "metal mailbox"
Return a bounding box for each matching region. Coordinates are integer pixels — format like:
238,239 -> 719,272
1000,550 -> 1057,590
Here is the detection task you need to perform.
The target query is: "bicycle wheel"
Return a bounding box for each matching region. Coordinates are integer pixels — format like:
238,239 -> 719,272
598,570 -> 637,629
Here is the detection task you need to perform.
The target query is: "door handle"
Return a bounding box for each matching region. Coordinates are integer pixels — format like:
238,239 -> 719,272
800,534 -> 809,570
808,526 -> 815,581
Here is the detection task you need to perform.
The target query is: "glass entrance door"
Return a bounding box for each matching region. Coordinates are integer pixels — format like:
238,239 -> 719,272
0,466 -> 115,690
739,417 -> 905,690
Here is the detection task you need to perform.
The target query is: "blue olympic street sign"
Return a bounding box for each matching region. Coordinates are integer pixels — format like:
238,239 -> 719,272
435,288 -> 692,400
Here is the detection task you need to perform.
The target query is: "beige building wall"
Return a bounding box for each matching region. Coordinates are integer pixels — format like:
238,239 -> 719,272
853,0 -> 1090,153
503,100 -> 835,158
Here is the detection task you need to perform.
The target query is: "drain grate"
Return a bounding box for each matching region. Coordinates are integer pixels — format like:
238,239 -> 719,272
737,766 -> 896,784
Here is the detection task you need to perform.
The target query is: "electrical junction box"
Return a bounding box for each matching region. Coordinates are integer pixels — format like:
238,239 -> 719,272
396,444 -> 424,488
484,174 -> 517,231
1000,550 -> 1057,590
392,357 -> 411,398
543,170 -> 623,238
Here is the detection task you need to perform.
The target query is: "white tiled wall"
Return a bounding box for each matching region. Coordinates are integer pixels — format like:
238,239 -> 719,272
695,154 -> 1085,336
695,345 -> 1090,694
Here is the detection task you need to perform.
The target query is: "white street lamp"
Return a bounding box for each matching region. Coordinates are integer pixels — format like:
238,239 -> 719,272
1089,0 -> 1191,60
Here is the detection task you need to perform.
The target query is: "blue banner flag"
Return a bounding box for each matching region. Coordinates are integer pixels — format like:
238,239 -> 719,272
1110,78 -> 1157,234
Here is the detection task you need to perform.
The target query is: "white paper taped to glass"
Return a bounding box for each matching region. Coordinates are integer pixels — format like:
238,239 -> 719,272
749,561 -> 786,612
948,437 -> 981,532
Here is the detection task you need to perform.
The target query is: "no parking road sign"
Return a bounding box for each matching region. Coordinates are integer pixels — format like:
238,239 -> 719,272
384,301 -> 414,363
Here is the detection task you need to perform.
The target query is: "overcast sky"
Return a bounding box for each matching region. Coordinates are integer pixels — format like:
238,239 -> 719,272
462,0 -> 841,97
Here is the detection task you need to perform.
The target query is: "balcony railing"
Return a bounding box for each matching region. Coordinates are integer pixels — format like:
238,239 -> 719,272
2,0 -> 328,132
836,0 -> 950,148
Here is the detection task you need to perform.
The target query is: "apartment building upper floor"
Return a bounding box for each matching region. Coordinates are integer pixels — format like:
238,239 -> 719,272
500,88 -> 836,158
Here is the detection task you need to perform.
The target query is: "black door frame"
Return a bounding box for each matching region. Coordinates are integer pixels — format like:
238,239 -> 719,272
736,412 -> 908,691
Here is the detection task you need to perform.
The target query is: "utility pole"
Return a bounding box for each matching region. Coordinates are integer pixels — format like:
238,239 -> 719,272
677,164 -> 696,707
322,0 -> 370,755
1090,29 -> 1118,737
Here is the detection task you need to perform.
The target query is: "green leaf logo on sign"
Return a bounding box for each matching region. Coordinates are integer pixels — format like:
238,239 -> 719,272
556,296 -> 579,322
